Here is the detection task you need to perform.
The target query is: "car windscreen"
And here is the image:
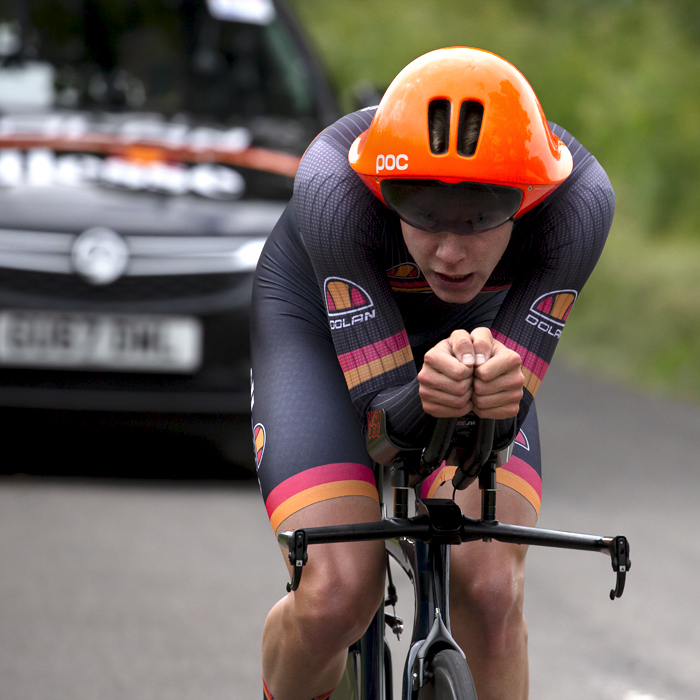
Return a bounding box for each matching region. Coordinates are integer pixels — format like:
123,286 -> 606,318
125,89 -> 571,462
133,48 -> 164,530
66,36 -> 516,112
0,0 -> 318,123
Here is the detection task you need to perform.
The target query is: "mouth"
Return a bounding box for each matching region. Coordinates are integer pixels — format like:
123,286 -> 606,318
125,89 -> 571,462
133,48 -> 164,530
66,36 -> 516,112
434,271 -> 475,287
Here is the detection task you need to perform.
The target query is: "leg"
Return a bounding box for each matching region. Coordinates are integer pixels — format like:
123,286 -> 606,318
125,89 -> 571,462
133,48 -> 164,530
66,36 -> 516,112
251,212 -> 386,698
427,406 -> 542,700
263,496 -> 386,700
436,480 -> 536,700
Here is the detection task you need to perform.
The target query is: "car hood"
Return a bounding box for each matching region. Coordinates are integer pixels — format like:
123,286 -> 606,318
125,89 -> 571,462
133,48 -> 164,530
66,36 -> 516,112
0,111 -> 300,236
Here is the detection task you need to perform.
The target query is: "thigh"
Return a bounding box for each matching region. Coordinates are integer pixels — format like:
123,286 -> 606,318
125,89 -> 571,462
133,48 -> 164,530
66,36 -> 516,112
251,211 -> 379,535
447,479 -> 535,575
277,495 -> 385,595
430,406 -> 542,583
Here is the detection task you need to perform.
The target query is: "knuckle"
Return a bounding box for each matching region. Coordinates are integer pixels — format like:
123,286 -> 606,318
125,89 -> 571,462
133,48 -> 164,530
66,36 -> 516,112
448,395 -> 465,409
472,394 -> 486,410
422,351 -> 437,366
474,366 -> 490,382
509,353 -> 523,369
458,378 -> 472,394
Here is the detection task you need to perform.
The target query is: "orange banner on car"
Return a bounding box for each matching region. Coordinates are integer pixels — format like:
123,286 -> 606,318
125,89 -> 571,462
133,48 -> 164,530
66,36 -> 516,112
0,135 -> 301,178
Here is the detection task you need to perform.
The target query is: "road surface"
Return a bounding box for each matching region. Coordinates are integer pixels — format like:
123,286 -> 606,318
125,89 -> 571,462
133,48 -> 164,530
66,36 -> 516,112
0,364 -> 698,700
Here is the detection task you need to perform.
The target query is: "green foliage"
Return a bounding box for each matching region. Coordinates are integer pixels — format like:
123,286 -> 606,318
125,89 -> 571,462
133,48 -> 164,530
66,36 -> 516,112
558,224 -> 700,400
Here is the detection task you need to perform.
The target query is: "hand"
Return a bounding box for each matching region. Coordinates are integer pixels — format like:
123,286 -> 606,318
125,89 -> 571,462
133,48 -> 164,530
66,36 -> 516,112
417,327 -> 524,419
470,327 -> 524,419
417,329 -> 475,417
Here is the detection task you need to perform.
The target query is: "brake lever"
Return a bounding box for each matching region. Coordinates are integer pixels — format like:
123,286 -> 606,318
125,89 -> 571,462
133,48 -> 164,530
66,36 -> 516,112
280,529 -> 308,592
609,535 -> 631,600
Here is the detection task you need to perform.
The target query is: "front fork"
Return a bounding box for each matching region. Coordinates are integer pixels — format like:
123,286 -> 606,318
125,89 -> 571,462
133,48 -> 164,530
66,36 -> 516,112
390,535 -> 466,699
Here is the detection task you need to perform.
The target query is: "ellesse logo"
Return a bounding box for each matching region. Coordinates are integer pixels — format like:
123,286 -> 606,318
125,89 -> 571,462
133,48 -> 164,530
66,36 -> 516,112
253,423 -> 266,470
387,263 -> 419,278
385,263 -> 431,292
515,429 -> 530,451
324,277 -> 376,329
526,290 -> 577,338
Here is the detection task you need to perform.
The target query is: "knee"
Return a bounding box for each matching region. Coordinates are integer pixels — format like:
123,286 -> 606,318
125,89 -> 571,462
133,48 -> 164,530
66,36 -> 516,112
451,552 -> 526,654
293,546 -> 385,653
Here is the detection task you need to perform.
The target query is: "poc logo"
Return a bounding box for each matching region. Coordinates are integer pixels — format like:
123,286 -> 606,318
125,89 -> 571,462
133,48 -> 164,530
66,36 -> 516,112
376,154 -> 408,173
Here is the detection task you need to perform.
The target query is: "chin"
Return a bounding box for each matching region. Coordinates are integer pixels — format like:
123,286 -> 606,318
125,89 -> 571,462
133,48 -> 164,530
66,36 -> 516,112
432,286 -> 479,305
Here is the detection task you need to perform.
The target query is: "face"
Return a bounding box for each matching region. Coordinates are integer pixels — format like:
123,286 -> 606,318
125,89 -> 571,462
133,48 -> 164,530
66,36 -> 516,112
400,220 -> 513,304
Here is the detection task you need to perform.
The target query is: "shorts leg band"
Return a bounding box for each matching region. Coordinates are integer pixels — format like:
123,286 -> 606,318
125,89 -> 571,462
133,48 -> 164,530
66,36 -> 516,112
419,460 -> 542,516
266,462 -> 379,532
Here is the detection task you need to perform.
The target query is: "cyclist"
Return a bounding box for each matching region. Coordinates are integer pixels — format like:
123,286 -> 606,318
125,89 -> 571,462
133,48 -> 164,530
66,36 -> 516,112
251,47 -> 614,700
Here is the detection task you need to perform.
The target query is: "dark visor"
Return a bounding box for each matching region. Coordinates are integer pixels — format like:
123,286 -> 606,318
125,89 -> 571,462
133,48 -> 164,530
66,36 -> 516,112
381,179 -> 523,235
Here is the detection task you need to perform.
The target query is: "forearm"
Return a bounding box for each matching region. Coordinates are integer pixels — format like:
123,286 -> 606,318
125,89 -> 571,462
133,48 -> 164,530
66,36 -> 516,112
366,378 -> 434,448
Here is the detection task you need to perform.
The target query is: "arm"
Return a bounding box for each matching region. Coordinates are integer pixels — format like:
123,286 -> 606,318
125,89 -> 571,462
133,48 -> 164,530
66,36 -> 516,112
294,114 -> 419,425
413,149 -> 614,433
489,154 -> 615,430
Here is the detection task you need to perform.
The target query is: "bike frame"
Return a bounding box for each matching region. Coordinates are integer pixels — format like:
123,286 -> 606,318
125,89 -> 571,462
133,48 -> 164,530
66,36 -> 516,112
278,422 -> 630,700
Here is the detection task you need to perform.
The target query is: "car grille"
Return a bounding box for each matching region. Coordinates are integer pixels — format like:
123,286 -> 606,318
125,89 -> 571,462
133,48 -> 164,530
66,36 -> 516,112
0,228 -> 267,276
0,267 -> 241,302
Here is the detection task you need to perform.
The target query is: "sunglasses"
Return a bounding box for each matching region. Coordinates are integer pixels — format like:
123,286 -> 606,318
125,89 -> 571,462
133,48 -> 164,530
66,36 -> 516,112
380,179 -> 523,235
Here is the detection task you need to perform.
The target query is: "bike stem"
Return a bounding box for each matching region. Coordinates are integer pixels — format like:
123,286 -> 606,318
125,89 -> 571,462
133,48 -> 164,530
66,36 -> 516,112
479,455 -> 498,526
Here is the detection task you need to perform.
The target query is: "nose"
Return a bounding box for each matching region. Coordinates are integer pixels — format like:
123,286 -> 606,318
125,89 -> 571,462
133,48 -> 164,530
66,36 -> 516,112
435,232 -> 468,265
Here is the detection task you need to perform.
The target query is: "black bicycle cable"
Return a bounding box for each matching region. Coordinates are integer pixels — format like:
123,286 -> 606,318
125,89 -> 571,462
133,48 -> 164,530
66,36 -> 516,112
385,552 -> 400,638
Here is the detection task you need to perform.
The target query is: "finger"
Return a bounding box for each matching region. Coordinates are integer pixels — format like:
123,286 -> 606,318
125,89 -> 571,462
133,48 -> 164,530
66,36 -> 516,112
417,367 -> 472,397
422,340 -> 473,382
420,387 -> 473,417
472,389 -> 522,419
473,343 -> 522,382
420,375 -> 473,411
470,327 -> 495,366
472,387 -> 523,412
472,403 -> 521,420
447,329 -> 475,366
473,371 -> 524,398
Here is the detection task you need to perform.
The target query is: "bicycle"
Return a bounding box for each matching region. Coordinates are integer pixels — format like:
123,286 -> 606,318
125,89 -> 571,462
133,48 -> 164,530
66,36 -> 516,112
278,411 -> 631,699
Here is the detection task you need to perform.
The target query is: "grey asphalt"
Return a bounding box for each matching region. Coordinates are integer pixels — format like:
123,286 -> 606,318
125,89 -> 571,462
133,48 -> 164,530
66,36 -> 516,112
0,364 -> 698,700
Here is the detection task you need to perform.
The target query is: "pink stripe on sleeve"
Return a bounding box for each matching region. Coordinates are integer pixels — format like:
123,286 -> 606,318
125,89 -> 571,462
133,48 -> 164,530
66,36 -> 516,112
492,331 -> 549,381
336,330 -> 411,373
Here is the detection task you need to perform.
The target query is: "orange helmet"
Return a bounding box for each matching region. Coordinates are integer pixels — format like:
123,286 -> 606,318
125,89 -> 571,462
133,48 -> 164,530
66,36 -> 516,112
349,47 -> 573,233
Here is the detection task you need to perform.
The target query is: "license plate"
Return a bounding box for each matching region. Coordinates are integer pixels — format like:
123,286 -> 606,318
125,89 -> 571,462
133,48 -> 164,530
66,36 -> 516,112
0,311 -> 203,373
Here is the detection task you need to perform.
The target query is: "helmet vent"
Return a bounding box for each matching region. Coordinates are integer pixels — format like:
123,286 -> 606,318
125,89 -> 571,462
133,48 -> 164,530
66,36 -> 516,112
428,99 -> 451,154
457,101 -> 484,157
